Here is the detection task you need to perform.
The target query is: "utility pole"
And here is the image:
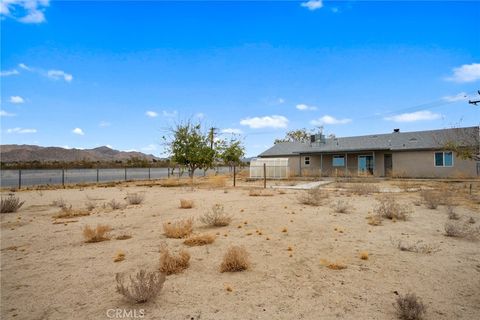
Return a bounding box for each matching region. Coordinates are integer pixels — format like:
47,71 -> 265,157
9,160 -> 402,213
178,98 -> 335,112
468,90 -> 480,106
209,127 -> 218,149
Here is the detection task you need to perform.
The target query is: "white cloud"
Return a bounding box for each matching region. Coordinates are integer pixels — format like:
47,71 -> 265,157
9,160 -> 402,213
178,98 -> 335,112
445,63 -> 480,83
18,63 -> 31,71
1,0 -> 49,24
277,98 -> 285,104
442,92 -> 468,102
311,115 -> 352,125
0,110 -> 16,117
145,111 -> 158,118
195,112 -> 205,119
99,121 -> 111,127
301,0 -> 323,11
47,70 -> 73,82
7,127 -> 37,134
221,128 -> 243,135
240,115 -> 289,129
296,103 -> 317,111
162,110 -> 178,118
384,110 -> 441,122
0,69 -> 19,77
142,144 -> 157,152
9,96 -> 25,104
72,127 -> 85,135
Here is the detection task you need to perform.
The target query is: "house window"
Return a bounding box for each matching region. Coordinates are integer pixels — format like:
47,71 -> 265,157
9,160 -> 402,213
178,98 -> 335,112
304,156 -> 310,166
434,151 -> 453,167
332,155 -> 345,167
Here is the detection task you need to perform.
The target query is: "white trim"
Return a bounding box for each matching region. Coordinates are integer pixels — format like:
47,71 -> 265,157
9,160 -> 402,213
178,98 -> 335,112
434,151 -> 454,167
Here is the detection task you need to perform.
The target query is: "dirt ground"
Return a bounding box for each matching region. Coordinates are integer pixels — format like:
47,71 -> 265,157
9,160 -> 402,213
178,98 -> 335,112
1,179 -> 479,320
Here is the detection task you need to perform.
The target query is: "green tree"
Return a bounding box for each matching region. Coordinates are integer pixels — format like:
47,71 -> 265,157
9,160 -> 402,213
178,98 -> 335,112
274,128 -> 313,144
220,139 -> 245,167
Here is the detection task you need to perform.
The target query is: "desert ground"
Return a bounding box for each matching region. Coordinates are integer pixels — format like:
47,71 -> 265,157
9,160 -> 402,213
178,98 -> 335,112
1,177 -> 479,320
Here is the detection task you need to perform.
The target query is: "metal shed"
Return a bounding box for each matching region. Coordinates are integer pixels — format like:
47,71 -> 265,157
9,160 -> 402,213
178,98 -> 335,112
249,158 -> 289,179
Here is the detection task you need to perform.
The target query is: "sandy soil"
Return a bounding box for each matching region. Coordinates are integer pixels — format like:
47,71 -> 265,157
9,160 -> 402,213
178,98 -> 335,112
1,179 -> 479,320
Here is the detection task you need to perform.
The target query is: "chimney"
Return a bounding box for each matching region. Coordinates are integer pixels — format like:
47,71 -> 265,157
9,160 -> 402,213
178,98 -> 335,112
393,128 -> 400,133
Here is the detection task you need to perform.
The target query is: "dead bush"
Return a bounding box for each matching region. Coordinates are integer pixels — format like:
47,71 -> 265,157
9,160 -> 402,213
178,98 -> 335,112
446,205 -> 459,220
53,206 -> 90,219
298,188 -> 328,206
375,196 -> 410,221
333,199 -> 350,213
206,175 -> 227,188
391,238 -> 438,254
348,183 -> 379,195
159,246 -> 191,275
367,215 -> 382,226
113,250 -> 126,262
85,201 -> 96,211
199,204 -> 232,227
395,293 -> 426,320
163,218 -> 193,238
116,234 -> 132,240
249,189 -> 274,197
444,221 -> 479,240
83,224 -> 112,243
468,217 -> 476,224
179,199 -> 194,209
1,195 -> 25,213
421,190 -> 442,209
127,193 -> 144,205
109,199 -> 125,210
320,258 -> 347,270
116,269 -> 166,303
220,246 -> 250,272
183,233 -> 215,246
51,198 -> 67,208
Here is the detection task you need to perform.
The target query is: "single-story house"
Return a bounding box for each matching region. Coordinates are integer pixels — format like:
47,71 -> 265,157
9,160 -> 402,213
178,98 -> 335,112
257,126 -> 480,178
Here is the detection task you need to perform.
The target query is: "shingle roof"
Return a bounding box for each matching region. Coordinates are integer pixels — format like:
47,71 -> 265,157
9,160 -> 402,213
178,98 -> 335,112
258,126 -> 479,157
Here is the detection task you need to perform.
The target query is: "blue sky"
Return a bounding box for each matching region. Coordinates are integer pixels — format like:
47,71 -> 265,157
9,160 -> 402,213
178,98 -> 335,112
1,0 -> 479,157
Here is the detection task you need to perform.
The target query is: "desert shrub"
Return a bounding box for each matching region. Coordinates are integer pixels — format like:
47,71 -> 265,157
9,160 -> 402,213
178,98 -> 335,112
446,205 -> 459,220
468,217 -> 476,224
179,199 -> 194,209
359,251 -> 369,260
183,233 -> 215,246
349,183 -> 379,195
1,195 -> 24,213
199,204 -> 232,227
163,218 -> 193,238
375,196 -> 410,221
51,198 -> 67,208
159,246 -> 191,275
116,269 -> 166,303
127,193 -> 144,205
249,189 -> 274,197
83,224 -> 112,243
116,234 -> 132,240
206,175 -> 227,188
391,239 -> 438,254
113,250 -> 125,262
421,190 -> 442,209
85,201 -> 96,211
444,221 -> 479,240
53,206 -> 90,219
320,258 -> 347,270
333,199 -> 350,213
220,246 -> 250,272
395,293 -> 426,320
109,199 -> 125,210
298,188 -> 328,206
159,178 -> 180,187
367,215 -> 382,226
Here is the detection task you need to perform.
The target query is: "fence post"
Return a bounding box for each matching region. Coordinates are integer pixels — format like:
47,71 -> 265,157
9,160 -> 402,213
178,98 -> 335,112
96,168 -> 99,183
125,168 -> 127,181
62,169 -> 65,187
148,168 -> 151,180
168,167 -> 170,178
263,163 -> 266,189
233,165 -> 236,187
18,169 -> 22,189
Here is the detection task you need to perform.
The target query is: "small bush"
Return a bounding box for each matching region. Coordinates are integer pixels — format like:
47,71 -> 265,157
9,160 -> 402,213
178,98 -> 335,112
468,217 -> 476,224
298,188 -> 328,206
206,175 -> 227,188
159,246 -> 191,275
85,201 -> 96,211
183,233 -> 215,246
116,269 -> 166,303
367,215 -> 382,226
320,259 -> 347,270
444,221 -> 479,240
179,199 -> 194,209
51,198 -> 67,208
249,189 -> 274,197
220,246 -> 250,272
421,190 -> 442,209
391,239 -> 437,254
333,199 -> 350,213
163,218 -> 193,238
359,251 -> 369,260
109,199 -> 125,210
113,250 -> 125,262
375,196 -> 410,221
199,204 -> 232,227
116,234 -> 132,240
395,293 -> 426,320
349,183 -> 379,195
446,205 -> 459,220
1,195 -> 24,213
127,193 -> 144,205
53,206 -> 90,219
83,224 -> 112,243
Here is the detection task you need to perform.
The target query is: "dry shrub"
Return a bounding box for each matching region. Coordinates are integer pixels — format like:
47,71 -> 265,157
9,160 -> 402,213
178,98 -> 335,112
391,239 -> 438,254
298,188 -> 328,206
220,246 -> 250,272
51,198 -> 67,208
199,204 -> 232,227
206,175 -> 227,188
320,259 -> 347,270
116,234 -> 132,240
359,251 -> 369,260
420,190 -> 442,209
184,233 -> 215,246
375,196 -> 410,221
83,224 -> 112,243
127,193 -> 144,205
109,199 -> 126,210
113,250 -> 126,262
85,201 -> 96,211
159,246 -> 190,275
179,199 -> 194,209
1,195 -> 24,213
395,293 -> 426,320
163,218 -> 193,238
367,215 -> 382,226
468,217 -> 476,224
349,183 -> 379,195
333,199 -> 350,213
446,205 -> 460,220
53,206 -> 90,219
249,189 -> 274,197
116,269 -> 166,303
159,178 -> 180,187
444,221 -> 479,240
277,189 -> 286,195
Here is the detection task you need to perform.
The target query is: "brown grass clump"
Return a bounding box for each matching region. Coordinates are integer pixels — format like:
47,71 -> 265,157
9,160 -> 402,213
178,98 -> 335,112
126,193 -> 145,205
359,251 -> 369,260
375,196 -> 410,221
116,269 -> 166,303
1,195 -> 25,213
199,204 -> 232,227
163,218 -> 193,238
420,190 -> 442,209
220,246 -> 250,272
113,250 -> 126,262
51,198 -> 67,208
320,259 -> 347,270
159,246 -> 191,275
116,234 -> 132,240
249,189 -> 274,197
348,183 -> 379,195
83,224 -> 112,243
298,188 -> 328,206
53,206 -> 90,219
367,215 -> 382,226
109,199 -> 126,210
183,233 -> 215,246
179,199 -> 194,209
395,293 -> 426,320
85,201 -> 96,211
206,175 -> 227,188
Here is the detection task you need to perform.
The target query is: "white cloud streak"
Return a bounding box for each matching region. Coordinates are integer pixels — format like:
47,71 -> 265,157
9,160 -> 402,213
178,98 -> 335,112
0,110 -> 16,117
445,63 -> 480,83
7,127 -> 37,134
47,70 -> 73,82
301,0 -> 323,11
1,0 -> 49,24
442,92 -> 468,102
0,69 -> 19,77
162,110 -> 178,118
384,110 -> 441,122
240,115 -> 289,129
145,111 -> 158,118
221,128 -> 243,135
296,103 -> 317,111
310,115 -> 352,125
72,127 -> 85,135
9,96 -> 25,104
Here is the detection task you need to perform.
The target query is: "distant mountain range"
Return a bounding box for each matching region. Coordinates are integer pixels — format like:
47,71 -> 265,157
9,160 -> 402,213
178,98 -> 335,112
0,145 -> 160,163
